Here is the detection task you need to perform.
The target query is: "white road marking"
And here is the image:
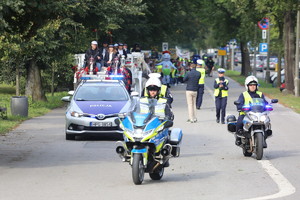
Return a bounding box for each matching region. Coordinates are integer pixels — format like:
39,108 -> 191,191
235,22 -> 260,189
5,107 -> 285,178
244,160 -> 296,200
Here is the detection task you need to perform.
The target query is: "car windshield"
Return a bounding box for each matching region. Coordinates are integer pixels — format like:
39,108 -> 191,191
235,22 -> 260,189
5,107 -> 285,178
74,85 -> 128,101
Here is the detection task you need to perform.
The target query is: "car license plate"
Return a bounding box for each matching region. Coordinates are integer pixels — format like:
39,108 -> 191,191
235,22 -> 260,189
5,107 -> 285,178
90,122 -> 112,127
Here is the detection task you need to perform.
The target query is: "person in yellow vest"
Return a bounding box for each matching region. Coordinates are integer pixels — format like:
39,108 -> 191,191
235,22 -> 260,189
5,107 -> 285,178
214,68 -> 229,124
141,73 -> 173,107
139,78 -> 174,121
235,75 -> 268,146
195,59 -> 206,109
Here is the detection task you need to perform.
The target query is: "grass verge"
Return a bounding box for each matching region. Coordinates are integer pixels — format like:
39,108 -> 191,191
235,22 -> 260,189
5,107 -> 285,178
0,84 -> 67,135
226,70 -> 300,114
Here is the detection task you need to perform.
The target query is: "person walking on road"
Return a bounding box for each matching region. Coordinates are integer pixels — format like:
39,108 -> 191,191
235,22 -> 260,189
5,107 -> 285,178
195,59 -> 206,109
214,68 -> 229,124
183,64 -> 201,123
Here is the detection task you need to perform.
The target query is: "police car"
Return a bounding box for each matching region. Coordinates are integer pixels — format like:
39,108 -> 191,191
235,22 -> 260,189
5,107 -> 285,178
61,75 -> 136,140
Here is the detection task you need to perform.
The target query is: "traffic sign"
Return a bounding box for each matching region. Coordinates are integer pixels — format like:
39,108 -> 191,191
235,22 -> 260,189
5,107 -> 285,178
162,42 -> 168,51
262,30 -> 267,39
258,18 -> 269,30
259,43 -> 268,55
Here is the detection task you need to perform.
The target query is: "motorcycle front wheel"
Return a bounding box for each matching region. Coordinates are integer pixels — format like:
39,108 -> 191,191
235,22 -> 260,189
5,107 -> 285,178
132,153 -> 145,185
149,166 -> 164,180
255,133 -> 264,160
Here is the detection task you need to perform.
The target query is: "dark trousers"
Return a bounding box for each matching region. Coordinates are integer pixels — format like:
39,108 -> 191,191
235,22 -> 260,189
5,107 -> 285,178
215,96 -> 227,122
236,114 -> 245,133
196,84 -> 204,108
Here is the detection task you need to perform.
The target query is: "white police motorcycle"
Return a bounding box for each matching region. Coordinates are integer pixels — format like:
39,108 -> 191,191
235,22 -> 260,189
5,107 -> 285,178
115,98 -> 183,185
227,98 -> 278,160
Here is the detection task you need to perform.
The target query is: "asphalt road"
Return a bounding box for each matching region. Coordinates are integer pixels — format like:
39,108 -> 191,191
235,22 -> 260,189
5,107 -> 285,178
1,72 -> 300,200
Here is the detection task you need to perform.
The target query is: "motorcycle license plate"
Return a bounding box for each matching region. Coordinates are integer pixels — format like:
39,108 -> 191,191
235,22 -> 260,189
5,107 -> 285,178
90,122 -> 112,127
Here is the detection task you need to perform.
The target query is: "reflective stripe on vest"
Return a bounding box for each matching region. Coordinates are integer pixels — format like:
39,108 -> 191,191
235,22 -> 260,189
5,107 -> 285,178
214,78 -> 229,97
139,97 -> 167,117
144,85 -> 167,98
196,68 -> 205,84
239,91 -> 262,115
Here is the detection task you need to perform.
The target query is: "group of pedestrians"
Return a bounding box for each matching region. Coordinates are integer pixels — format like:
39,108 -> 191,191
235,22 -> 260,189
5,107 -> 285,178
183,59 -> 229,124
84,41 -> 140,72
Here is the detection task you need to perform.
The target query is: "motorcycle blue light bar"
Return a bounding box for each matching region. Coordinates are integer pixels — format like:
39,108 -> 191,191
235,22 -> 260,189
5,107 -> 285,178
242,105 -> 251,111
265,105 -> 273,111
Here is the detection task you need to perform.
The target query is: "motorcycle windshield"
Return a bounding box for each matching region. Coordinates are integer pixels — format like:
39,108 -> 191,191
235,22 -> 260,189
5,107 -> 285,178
132,112 -> 150,127
251,98 -> 265,112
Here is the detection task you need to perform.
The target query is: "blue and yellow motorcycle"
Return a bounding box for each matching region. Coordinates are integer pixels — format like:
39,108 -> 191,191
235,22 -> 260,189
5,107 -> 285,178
115,99 -> 182,185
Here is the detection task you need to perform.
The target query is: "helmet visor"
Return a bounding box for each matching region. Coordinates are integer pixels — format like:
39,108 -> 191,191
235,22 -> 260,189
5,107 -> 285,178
147,85 -> 160,91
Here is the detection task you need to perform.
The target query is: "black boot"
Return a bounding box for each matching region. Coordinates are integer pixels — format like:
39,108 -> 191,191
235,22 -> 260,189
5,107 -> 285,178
235,137 -> 242,146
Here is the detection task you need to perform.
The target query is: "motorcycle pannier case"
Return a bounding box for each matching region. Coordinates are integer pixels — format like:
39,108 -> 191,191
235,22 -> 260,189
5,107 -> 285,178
169,128 -> 183,145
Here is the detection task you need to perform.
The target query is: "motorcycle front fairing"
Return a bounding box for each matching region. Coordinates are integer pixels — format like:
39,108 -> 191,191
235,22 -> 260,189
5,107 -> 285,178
120,112 -> 169,166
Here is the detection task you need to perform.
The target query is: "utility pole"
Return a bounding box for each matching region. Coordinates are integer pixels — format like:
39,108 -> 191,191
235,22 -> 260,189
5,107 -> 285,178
265,23 -> 271,83
295,10 -> 300,96
253,24 -> 257,77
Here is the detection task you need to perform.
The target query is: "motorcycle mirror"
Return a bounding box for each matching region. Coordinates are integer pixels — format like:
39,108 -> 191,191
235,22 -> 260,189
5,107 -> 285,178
271,99 -> 278,104
164,120 -> 173,128
234,101 -> 241,105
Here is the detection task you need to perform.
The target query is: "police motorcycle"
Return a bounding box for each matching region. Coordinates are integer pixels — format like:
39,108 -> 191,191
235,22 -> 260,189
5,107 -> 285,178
115,98 -> 183,185
227,98 -> 278,160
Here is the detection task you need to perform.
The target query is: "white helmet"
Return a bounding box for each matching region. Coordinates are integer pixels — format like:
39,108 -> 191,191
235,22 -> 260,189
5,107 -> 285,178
145,77 -> 162,88
148,73 -> 161,79
245,75 -> 258,90
196,59 -> 205,66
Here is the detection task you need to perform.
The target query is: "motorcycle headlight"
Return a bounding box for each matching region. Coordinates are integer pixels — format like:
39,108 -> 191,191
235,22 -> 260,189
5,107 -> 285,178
259,115 -> 268,122
249,114 -> 258,122
135,129 -> 143,138
71,111 -> 83,118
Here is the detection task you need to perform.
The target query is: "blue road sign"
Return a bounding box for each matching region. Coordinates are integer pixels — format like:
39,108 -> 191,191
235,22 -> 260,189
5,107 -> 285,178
259,43 -> 268,54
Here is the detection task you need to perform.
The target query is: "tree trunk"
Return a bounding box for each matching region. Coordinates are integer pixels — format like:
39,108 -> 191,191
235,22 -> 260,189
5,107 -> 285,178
277,53 -> 282,88
283,11 -> 296,93
25,58 -> 47,102
16,64 -> 20,96
240,41 -> 251,76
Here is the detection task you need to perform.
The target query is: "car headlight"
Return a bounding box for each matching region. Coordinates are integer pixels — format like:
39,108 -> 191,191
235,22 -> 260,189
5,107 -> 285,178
260,115 -> 268,122
249,114 -> 258,122
71,111 -> 83,117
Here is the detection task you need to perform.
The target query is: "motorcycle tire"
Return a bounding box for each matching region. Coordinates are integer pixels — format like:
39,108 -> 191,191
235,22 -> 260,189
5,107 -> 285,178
255,133 -> 264,160
242,147 -> 252,157
132,153 -> 145,185
149,166 -> 164,180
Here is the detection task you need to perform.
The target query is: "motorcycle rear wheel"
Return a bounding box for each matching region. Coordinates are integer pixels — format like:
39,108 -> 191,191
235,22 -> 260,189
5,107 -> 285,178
132,153 -> 145,185
255,133 -> 264,160
149,166 -> 164,180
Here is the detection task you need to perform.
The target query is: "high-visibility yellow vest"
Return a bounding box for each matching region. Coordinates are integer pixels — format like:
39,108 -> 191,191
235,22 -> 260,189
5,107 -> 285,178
139,97 -> 167,118
156,65 -> 162,73
144,84 -> 167,98
239,91 -> 262,115
196,68 -> 205,84
214,78 -> 229,97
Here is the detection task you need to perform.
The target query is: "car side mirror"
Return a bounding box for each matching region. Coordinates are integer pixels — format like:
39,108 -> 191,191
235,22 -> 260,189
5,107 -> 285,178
164,120 -> 173,128
130,91 -> 139,97
271,99 -> 278,103
234,101 -> 241,105
61,96 -> 71,102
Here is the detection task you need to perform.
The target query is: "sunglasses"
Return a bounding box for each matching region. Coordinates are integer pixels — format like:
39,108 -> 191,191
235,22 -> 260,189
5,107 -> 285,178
248,84 -> 257,86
